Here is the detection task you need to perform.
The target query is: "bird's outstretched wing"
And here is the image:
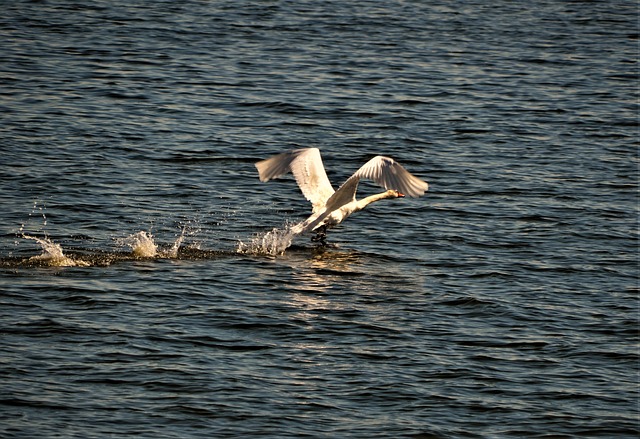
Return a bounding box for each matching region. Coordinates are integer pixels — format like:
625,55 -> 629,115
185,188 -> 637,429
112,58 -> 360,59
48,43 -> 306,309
352,156 -> 429,198
255,148 -> 335,213
324,155 -> 428,212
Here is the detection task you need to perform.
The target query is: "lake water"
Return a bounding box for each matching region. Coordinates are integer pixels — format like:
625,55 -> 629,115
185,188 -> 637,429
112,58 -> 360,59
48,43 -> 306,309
1,1 -> 638,437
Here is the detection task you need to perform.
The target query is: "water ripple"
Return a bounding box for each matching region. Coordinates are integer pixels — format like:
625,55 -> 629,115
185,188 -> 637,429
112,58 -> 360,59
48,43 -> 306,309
1,0 -> 638,437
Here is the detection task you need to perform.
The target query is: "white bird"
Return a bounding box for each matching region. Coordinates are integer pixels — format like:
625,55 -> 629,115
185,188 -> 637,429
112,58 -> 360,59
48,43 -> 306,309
255,148 -> 428,244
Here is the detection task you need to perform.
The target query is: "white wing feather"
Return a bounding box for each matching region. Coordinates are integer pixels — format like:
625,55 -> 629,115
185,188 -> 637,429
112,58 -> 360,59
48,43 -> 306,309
255,148 -> 335,213
326,155 -> 428,208
352,156 -> 429,197
323,155 -> 428,212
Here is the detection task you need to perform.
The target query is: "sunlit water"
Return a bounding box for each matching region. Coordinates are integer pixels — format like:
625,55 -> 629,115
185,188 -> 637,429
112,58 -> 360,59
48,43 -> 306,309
1,1 -> 638,438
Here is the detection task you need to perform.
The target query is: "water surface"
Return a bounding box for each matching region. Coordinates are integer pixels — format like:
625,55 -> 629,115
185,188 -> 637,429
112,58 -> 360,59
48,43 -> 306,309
1,1 -> 638,437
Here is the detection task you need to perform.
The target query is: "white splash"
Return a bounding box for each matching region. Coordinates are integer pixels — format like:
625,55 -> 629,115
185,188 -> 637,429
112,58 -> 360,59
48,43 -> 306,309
237,226 -> 297,256
23,235 -> 89,267
122,231 -> 158,257
118,226 -> 193,259
165,226 -> 187,258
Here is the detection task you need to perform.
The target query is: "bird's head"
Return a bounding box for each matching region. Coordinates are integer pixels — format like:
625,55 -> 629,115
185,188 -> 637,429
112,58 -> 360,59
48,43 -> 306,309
386,189 -> 405,199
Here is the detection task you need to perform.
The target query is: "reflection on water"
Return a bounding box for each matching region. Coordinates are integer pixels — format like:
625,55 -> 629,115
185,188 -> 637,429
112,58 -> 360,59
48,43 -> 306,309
282,249 -> 364,326
307,247 -> 363,273
284,248 -> 363,306
291,247 -> 363,282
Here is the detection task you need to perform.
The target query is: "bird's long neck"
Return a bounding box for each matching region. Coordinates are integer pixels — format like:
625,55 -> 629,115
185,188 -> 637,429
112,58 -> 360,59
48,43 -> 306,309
291,191 -> 393,235
354,190 -> 395,212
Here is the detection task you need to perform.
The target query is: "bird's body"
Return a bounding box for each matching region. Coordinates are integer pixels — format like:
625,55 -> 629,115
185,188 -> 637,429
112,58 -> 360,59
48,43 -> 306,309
255,148 -> 428,243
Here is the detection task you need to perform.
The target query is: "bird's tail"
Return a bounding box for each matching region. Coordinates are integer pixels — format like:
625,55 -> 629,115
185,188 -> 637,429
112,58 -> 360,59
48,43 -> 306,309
289,210 -> 328,236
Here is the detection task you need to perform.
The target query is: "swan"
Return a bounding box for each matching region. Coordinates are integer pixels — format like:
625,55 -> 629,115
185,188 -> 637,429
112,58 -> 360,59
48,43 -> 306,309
255,148 -> 428,244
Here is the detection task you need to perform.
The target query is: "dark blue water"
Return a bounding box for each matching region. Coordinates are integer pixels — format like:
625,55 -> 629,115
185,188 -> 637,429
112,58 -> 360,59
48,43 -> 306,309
1,1 -> 638,437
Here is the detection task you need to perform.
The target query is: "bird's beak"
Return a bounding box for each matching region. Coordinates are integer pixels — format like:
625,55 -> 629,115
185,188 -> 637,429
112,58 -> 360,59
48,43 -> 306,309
397,192 -> 406,198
